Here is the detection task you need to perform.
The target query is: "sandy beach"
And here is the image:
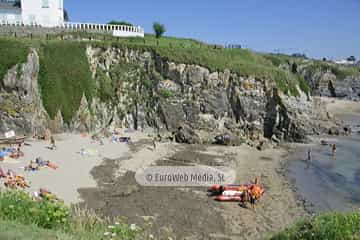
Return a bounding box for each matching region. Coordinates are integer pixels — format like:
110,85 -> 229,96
321,97 -> 360,119
0,130 -> 309,239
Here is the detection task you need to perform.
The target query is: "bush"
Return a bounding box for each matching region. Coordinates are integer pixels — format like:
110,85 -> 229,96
158,89 -> 174,98
108,20 -> 133,26
270,212 -> 360,240
0,190 -> 70,229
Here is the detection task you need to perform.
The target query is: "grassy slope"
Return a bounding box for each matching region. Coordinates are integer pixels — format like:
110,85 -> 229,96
1,35 -> 359,122
38,41 -> 95,122
270,212 -> 360,240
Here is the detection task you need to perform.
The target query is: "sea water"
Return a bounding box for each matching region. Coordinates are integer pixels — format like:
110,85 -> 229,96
288,114 -> 360,212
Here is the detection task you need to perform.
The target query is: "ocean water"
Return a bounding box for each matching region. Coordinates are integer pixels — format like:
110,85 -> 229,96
288,114 -> 360,212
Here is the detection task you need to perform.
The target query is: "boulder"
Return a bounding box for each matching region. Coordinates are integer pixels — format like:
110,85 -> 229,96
214,133 -> 244,146
174,126 -> 201,144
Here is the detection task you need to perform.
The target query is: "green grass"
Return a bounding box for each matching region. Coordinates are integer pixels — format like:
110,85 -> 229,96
6,34 -> 360,117
0,189 -> 142,240
303,61 -> 360,80
0,38 -> 28,83
0,219 -> 102,240
270,212 -> 360,240
38,41 -> 95,122
0,189 -> 70,229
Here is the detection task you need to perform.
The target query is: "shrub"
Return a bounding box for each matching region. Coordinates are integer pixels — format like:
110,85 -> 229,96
104,218 -> 142,240
158,89 -> 174,98
0,190 -> 70,229
270,212 -> 360,240
108,20 -> 133,26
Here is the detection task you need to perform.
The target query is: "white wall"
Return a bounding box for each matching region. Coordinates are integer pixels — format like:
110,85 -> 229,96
21,0 -> 63,27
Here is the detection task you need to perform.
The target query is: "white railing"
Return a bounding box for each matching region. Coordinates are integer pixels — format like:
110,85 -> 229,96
0,20 -> 145,37
62,22 -> 144,37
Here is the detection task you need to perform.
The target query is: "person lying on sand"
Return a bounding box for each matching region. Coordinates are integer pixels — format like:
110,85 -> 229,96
0,166 -> 5,178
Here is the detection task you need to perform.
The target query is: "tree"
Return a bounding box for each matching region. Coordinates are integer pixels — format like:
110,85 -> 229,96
153,22 -> 166,39
63,9 -> 69,22
13,1 -> 21,7
108,20 -> 133,26
347,56 -> 356,62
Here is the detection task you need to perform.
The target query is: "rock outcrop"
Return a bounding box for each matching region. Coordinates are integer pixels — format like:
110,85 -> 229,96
0,49 -> 49,136
0,46 -> 344,145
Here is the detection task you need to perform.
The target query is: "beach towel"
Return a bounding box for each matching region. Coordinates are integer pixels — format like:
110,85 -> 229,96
0,167 -> 5,178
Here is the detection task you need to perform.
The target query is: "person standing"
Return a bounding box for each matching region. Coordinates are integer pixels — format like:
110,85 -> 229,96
307,148 -> 312,162
332,144 -> 337,157
50,136 -> 56,150
152,138 -> 156,151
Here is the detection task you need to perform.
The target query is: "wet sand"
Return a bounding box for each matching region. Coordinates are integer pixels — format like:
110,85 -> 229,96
78,142 -> 307,240
0,131 -> 308,239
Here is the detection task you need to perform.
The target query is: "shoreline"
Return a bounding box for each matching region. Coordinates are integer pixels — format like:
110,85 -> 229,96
283,97 -> 360,213
2,96 -> 358,239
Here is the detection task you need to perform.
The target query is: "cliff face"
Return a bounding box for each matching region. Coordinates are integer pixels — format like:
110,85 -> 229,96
280,60 -> 360,99
0,46 -> 343,144
0,49 -> 50,136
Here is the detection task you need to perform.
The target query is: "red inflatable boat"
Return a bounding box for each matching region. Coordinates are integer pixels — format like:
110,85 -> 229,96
208,183 -> 265,202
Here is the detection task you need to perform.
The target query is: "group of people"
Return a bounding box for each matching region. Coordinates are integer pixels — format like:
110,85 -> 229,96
33,129 -> 56,150
240,177 -> 263,210
0,144 -> 24,161
24,157 -> 58,171
0,167 -> 29,189
307,143 -> 337,162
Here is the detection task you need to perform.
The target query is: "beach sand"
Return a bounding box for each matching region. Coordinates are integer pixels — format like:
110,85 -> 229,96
0,131 -> 169,204
322,97 -> 360,119
0,131 -> 308,239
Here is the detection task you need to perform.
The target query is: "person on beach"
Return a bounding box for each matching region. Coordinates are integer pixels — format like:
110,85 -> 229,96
152,138 -> 156,150
307,148 -> 312,162
331,144 -> 337,157
50,136 -> 56,150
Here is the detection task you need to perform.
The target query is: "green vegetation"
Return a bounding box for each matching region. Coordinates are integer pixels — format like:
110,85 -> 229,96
270,212 -> 360,240
2,33 -> 360,119
153,22 -> 166,39
38,41 -> 95,122
108,20 -> 133,26
0,189 -> 144,240
0,39 -> 28,82
303,61 -> 360,80
159,89 -> 174,98
0,190 -> 70,229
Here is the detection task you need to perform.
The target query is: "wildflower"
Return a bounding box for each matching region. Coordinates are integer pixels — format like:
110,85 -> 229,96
115,221 -> 120,225
104,232 -> 111,236
149,234 -> 154,239
130,223 -> 136,231
108,225 -> 115,229
112,233 -> 117,237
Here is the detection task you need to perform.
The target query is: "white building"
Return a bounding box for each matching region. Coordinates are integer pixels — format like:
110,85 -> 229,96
0,0 -> 63,27
0,0 -> 144,37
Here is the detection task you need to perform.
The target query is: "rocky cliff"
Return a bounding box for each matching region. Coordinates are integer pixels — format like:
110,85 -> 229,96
278,59 -> 360,100
0,45 -> 344,145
